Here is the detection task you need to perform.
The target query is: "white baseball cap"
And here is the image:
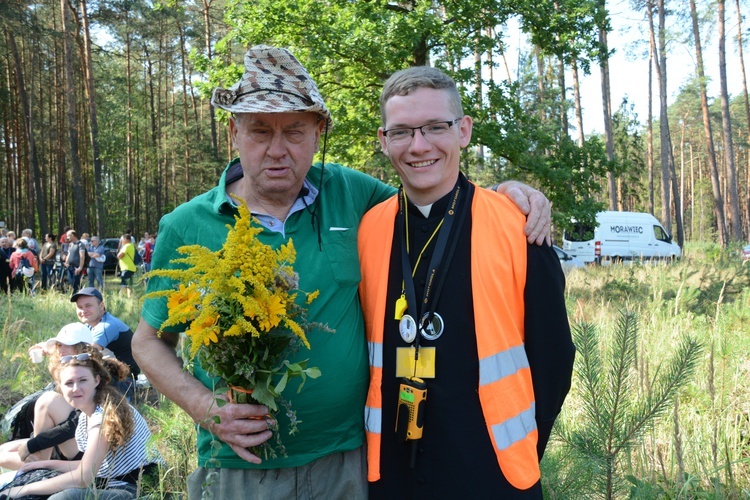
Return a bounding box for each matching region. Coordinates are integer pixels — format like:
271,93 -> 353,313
45,323 -> 93,350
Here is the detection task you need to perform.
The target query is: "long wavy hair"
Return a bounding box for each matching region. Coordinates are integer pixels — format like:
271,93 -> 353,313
54,350 -> 135,450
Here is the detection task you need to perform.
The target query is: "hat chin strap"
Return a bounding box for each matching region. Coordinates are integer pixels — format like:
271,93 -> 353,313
303,119 -> 329,251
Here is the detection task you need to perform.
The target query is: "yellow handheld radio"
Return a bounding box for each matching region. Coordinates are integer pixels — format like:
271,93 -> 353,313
395,376 -> 427,441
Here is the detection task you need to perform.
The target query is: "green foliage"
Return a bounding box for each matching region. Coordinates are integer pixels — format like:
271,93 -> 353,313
2,253 -> 749,496
557,310 -> 703,498
199,0 -> 610,226
138,399 -> 197,497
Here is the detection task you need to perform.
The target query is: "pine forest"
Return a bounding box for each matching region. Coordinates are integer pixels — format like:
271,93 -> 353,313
1,0 -> 749,246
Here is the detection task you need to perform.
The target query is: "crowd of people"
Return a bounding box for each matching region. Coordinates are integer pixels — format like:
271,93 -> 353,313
0,288 -> 155,498
0,227 -> 155,297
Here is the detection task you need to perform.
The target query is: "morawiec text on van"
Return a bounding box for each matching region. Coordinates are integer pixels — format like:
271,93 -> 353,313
562,211 -> 681,264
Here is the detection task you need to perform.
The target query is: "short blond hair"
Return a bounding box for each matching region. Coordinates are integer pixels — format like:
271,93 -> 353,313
380,66 -> 463,126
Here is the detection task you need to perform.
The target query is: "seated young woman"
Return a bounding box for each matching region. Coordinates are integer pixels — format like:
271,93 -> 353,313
1,321 -> 135,470
0,349 -> 158,499
0,323 -> 95,469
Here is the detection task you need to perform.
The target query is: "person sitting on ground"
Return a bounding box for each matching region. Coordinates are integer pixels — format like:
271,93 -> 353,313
0,324 -> 94,470
71,287 -> 140,382
0,350 -> 159,499
0,352 -> 131,472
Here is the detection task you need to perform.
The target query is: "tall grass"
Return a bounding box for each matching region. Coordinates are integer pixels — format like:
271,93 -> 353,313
1,248 -> 748,497
547,247 -> 750,498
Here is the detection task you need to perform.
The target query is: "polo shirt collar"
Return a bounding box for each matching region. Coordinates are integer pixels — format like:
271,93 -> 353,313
212,158 -> 333,215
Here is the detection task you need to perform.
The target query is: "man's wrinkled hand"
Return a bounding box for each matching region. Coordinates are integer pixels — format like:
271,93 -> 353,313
203,399 -> 275,465
495,181 -> 551,246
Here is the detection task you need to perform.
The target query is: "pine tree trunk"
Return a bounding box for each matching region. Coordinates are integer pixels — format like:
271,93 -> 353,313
5,29 -> 49,237
655,0 -> 680,243
202,0 -> 218,157
178,23 -> 193,203
536,48 -> 547,122
689,0 -> 728,246
738,0 -> 750,238
718,0 -> 742,241
572,58 -> 585,147
61,0 -> 86,233
647,4 -> 655,216
558,57 -> 568,135
125,12 -> 134,235
79,0 -> 104,237
598,16 -> 618,210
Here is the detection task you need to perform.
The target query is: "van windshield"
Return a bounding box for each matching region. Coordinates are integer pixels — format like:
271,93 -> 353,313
653,225 -> 671,243
564,223 -> 595,242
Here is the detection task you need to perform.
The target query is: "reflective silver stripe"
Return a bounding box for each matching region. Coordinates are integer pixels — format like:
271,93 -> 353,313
365,406 -> 382,433
492,403 -> 537,450
368,341 -> 383,369
478,345 -> 529,386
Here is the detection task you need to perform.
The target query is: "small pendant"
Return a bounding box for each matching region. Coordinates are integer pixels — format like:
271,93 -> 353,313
399,314 -> 418,343
420,312 -> 444,341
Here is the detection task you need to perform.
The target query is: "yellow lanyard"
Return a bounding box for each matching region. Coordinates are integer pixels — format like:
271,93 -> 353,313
395,190 -> 443,319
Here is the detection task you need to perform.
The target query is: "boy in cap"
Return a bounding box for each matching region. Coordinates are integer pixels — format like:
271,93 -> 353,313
134,45 -> 552,498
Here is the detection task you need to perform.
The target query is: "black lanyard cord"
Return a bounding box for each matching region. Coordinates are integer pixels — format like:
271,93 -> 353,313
398,176 -> 472,350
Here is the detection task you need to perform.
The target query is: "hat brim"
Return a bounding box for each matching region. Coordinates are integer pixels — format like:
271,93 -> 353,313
211,87 -> 332,129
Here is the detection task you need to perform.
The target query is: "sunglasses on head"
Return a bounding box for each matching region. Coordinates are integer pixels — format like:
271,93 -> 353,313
60,353 -> 92,365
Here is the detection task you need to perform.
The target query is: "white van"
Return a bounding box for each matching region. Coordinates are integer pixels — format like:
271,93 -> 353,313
562,211 -> 681,264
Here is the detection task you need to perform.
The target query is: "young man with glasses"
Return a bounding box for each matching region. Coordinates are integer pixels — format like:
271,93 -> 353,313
358,66 -> 575,498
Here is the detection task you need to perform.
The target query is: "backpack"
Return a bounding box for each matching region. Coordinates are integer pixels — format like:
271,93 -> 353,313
15,256 -> 31,277
134,248 -> 143,265
0,384 -> 54,440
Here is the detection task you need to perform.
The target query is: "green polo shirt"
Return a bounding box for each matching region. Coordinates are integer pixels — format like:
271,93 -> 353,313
142,158 -> 395,468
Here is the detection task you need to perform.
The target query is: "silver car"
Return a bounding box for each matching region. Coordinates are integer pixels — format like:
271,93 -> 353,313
554,245 -> 586,274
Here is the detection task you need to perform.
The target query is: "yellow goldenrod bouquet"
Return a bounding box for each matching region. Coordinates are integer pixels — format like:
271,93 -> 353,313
146,200 -> 322,457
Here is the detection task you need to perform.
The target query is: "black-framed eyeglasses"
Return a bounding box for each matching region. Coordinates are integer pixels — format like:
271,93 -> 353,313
60,353 -> 92,365
383,117 -> 462,145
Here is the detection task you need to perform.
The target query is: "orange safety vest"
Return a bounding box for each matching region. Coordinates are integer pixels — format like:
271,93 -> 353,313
358,187 -> 541,490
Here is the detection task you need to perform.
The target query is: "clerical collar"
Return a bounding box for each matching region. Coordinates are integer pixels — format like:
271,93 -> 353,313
405,180 -> 461,219
414,204 -> 433,217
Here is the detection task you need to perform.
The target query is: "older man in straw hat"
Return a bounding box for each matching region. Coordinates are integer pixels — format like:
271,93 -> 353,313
134,45 -> 551,498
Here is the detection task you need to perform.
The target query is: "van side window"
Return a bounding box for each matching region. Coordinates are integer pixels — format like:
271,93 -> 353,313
564,223 -> 595,242
654,225 -> 670,243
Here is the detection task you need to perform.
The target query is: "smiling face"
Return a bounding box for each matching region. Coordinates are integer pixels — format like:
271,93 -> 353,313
378,88 -> 472,206
76,296 -> 106,326
229,112 -> 324,206
59,364 -> 100,412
